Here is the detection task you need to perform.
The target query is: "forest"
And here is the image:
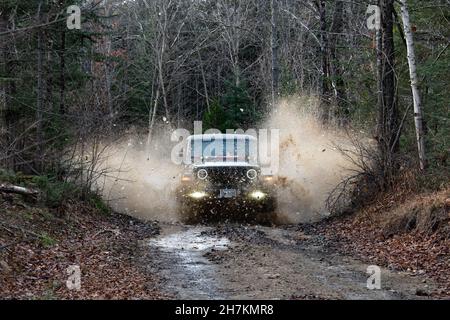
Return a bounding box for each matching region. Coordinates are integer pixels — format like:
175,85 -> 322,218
1,0 -> 448,190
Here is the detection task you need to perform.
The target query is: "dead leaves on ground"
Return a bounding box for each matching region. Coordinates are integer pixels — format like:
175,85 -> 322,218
0,196 -> 167,300
314,211 -> 449,298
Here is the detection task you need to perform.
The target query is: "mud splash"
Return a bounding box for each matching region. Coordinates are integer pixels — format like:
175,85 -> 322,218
96,95 -> 360,224
98,129 -> 182,222
265,96 -> 358,223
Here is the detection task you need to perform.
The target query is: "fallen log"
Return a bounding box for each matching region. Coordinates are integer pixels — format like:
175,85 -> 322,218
0,184 -> 39,198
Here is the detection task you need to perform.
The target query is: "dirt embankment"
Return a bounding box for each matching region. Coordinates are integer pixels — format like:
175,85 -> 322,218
310,187 -> 450,297
0,188 -> 168,299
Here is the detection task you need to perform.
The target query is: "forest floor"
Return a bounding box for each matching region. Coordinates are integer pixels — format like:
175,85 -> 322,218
1,182 -> 448,299
0,190 -> 169,299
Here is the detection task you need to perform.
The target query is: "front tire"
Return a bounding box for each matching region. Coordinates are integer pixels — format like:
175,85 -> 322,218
178,200 -> 204,224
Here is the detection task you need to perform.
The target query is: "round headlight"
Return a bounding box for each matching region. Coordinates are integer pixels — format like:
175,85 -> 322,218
189,191 -> 207,199
246,169 -> 257,180
250,190 -> 266,200
197,169 -> 208,180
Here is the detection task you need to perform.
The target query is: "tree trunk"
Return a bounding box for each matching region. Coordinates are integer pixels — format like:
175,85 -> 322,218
0,13 -> 8,165
399,0 -> 427,170
36,2 -> 44,173
59,30 -> 66,115
157,34 -> 171,126
197,51 -> 210,112
377,0 -> 399,184
317,0 -> 331,123
147,88 -> 160,147
1,11 -> 18,171
270,0 -> 280,107
329,0 -> 349,123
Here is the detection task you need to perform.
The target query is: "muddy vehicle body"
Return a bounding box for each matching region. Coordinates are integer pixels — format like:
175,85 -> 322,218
177,134 -> 277,223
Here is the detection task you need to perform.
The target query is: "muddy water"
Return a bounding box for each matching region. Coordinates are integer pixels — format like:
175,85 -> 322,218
149,225 -> 230,299
147,223 -> 437,300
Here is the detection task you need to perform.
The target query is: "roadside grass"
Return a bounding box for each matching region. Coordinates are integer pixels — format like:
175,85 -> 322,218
90,194 -> 111,215
39,232 -> 58,247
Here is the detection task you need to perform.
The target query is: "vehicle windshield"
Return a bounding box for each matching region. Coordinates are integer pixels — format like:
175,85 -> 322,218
190,137 -> 256,163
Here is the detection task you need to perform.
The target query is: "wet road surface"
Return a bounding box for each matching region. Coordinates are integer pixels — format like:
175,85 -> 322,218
147,222 -> 436,300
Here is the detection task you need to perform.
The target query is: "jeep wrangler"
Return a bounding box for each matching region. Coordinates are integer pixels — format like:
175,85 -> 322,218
176,134 -> 277,223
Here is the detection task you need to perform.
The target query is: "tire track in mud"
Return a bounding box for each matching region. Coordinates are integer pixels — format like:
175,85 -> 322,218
146,222 -> 438,300
148,224 -> 230,299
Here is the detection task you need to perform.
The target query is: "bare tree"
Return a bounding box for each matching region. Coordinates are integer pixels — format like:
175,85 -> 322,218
270,0 -> 280,106
213,0 -> 253,87
329,0 -> 348,123
316,0 -> 332,123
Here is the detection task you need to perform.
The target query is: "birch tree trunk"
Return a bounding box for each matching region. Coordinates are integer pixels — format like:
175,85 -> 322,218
197,51 -> 210,113
399,0 -> 427,170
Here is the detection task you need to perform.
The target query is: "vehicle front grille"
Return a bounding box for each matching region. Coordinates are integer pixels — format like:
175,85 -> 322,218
197,167 -> 255,187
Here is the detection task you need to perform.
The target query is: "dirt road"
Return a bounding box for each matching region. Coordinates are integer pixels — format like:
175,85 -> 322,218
145,222 -> 437,300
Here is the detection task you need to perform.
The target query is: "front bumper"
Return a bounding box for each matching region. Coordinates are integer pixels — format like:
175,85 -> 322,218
177,186 -> 276,215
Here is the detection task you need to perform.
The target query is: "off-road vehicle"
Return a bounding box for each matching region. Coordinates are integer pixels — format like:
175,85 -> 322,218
176,134 -> 277,223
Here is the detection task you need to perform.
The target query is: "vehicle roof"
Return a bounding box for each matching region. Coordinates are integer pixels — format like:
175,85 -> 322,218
187,134 -> 257,141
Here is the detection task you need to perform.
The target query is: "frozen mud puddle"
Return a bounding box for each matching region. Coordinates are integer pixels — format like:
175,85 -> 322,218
149,226 -> 230,299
